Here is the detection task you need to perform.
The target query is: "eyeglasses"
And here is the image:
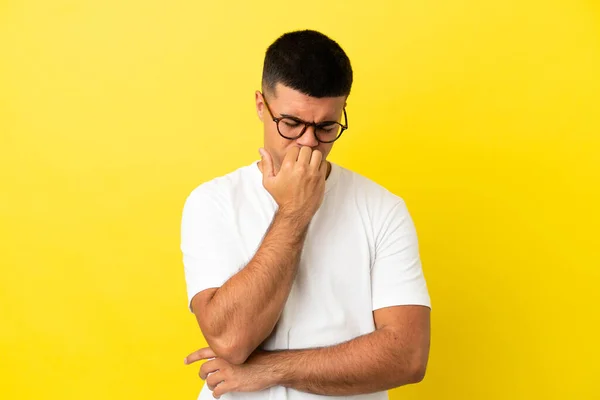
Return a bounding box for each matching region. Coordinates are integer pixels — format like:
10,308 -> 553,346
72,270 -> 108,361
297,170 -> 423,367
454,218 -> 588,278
261,93 -> 348,144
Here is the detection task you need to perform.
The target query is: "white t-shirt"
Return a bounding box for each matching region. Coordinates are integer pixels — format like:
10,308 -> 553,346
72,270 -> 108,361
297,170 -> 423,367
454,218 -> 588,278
181,161 -> 431,400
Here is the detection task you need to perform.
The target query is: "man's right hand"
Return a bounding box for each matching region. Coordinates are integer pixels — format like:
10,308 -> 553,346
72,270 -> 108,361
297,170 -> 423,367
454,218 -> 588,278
259,146 -> 327,223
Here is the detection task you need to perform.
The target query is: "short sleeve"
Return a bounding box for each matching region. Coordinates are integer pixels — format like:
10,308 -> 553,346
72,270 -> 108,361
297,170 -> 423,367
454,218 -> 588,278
371,199 -> 431,311
181,187 -> 245,312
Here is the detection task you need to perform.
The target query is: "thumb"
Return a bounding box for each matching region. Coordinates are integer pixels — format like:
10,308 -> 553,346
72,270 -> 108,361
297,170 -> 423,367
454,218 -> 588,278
259,148 -> 275,179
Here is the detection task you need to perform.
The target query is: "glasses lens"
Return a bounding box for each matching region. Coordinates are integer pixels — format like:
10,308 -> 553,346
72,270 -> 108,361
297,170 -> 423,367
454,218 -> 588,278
316,123 -> 343,143
277,118 -> 305,139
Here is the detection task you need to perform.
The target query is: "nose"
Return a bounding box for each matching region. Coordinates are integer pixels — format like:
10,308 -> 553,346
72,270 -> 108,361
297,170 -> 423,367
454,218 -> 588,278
295,125 -> 319,148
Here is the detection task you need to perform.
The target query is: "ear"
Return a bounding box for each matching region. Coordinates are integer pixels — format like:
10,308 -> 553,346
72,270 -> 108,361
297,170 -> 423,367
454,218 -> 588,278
255,90 -> 265,122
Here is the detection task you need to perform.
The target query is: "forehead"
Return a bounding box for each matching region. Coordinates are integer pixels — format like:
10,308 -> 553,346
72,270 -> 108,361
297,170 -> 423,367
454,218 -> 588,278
270,83 -> 346,121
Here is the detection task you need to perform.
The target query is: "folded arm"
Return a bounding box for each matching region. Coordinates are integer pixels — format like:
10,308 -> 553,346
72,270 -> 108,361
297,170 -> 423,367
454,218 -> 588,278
187,304 -> 431,397
185,148 -> 328,365
260,305 -> 431,396
191,210 -> 309,365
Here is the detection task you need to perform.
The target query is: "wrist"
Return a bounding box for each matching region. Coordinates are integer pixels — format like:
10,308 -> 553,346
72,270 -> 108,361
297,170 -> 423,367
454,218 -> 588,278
257,351 -> 292,388
274,209 -> 311,235
248,350 -> 288,389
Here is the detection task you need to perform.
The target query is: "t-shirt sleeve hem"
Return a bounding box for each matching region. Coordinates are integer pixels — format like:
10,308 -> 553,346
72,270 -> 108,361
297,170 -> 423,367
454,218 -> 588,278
372,295 -> 432,311
186,276 -> 228,312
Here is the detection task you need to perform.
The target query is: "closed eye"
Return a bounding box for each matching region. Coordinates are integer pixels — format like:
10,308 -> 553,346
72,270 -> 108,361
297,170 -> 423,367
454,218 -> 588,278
317,123 -> 338,132
282,119 -> 301,127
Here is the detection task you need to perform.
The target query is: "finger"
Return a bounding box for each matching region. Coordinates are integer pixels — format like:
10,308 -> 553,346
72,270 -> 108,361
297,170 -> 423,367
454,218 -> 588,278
282,146 -> 301,166
309,149 -> 323,170
258,148 -> 275,179
185,347 -> 217,365
297,146 -> 312,165
206,371 -> 225,391
213,381 -> 231,399
199,359 -> 220,380
319,160 -> 329,177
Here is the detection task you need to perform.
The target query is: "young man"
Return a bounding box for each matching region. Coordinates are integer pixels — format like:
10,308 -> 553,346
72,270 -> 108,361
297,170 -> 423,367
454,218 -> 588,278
181,30 -> 431,400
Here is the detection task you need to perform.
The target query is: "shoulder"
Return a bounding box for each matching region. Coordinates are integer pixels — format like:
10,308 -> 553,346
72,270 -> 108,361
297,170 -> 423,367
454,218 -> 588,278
334,167 -> 418,251
334,164 -> 406,211
183,163 -> 258,213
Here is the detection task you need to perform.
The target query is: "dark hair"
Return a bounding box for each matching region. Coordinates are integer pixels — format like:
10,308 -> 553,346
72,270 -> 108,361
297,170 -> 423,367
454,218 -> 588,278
262,30 -> 353,98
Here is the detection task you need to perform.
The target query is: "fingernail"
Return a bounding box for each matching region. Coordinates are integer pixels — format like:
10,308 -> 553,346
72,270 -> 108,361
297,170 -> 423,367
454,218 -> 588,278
184,358 -> 188,365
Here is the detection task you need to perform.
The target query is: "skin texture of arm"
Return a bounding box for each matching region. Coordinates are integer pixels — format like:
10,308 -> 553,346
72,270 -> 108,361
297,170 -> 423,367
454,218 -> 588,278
265,305 -> 431,395
186,304 -> 431,398
191,146 -> 327,365
191,210 -> 309,365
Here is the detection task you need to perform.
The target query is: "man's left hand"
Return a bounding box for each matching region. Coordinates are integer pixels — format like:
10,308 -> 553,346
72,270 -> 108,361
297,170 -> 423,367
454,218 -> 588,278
185,347 -> 277,399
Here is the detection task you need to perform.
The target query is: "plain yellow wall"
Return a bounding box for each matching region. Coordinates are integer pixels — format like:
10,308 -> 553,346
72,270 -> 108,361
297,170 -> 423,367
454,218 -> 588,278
1,1 -> 599,399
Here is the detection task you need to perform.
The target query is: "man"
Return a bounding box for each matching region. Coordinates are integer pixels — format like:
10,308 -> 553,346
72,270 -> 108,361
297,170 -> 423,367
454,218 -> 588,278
181,30 -> 431,400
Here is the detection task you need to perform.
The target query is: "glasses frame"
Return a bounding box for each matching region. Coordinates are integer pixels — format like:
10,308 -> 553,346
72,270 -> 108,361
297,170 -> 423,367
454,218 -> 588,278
261,92 -> 348,144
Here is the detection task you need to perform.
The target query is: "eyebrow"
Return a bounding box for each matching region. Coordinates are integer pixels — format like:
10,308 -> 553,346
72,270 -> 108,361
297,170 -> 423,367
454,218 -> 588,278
279,113 -> 340,124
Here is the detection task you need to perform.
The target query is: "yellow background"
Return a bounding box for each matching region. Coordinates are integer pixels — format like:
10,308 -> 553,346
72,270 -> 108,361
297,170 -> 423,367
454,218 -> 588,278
1,1 -> 599,399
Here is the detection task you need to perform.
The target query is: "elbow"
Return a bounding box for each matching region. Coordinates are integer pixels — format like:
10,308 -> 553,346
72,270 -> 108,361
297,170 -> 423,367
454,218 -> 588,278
198,316 -> 257,365
205,335 -> 253,365
194,302 -> 253,364
405,341 -> 430,384
215,345 -> 251,365
397,350 -> 428,385
407,362 -> 427,384
404,355 -> 428,384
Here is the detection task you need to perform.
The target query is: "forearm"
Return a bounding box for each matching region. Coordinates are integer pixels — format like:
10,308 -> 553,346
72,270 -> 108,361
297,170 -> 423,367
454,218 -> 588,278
262,327 -> 428,396
202,211 -> 308,363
